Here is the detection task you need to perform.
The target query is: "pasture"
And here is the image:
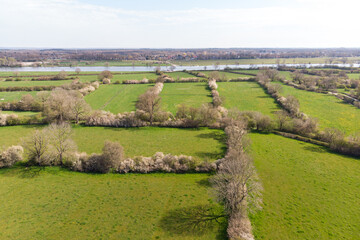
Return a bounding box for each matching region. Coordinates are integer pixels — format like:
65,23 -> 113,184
249,133 -> 360,240
0,126 -> 226,161
0,170 -> 225,240
199,71 -> 251,79
85,84 -> 153,114
0,80 -> 73,87
0,91 -> 38,101
279,83 -> 360,134
160,83 -> 212,114
217,81 -> 280,116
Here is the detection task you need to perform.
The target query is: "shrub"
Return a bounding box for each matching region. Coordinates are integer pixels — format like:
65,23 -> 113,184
0,146 -> 24,168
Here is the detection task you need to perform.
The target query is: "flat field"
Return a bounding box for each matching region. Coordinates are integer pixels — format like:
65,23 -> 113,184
0,80 -> 73,87
0,91 -> 38,101
0,170 -> 225,240
199,71 -> 251,79
160,83 -> 212,114
217,81 -> 280,116
279,83 -> 360,134
250,133 -> 360,240
0,126 -> 226,161
85,84 -> 153,114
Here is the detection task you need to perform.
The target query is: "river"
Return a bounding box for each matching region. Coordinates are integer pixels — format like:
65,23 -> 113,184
0,63 -> 358,72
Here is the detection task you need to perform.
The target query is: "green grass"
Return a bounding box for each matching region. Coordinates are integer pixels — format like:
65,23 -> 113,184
249,133 -> 360,240
0,169 -> 225,240
199,71 -> 250,79
166,72 -> 200,80
160,83 -> 212,114
347,73 -> 360,79
279,83 -> 360,134
111,73 -> 158,82
0,80 -> 73,87
217,82 -> 280,116
85,84 -> 153,113
0,111 -> 39,116
0,126 -> 226,161
0,91 -> 39,101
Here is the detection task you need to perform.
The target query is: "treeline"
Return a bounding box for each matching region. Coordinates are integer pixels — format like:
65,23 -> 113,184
2,48 -> 360,62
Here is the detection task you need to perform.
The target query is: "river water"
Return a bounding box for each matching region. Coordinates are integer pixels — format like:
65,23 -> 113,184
0,63 -> 358,72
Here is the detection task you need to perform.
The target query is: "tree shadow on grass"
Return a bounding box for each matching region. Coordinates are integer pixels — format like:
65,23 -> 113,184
159,205 -> 227,240
0,165 -> 63,179
196,177 -> 212,188
303,145 -> 327,153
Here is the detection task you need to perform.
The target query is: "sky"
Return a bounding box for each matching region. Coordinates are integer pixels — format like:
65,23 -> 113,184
0,0 -> 360,48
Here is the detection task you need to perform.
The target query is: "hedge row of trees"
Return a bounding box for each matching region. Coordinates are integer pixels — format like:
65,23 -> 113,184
211,119 -> 262,240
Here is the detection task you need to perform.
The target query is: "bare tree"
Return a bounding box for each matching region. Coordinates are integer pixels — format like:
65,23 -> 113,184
98,70 -> 113,81
36,91 -> 51,111
47,123 -> 77,166
23,130 -> 49,165
71,97 -> 91,124
75,68 -> 81,75
275,110 -> 291,131
136,89 -> 162,125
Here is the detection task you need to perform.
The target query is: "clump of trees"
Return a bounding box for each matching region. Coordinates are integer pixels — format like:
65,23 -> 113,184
43,89 -> 91,124
98,70 -> 113,81
23,123 -> 77,166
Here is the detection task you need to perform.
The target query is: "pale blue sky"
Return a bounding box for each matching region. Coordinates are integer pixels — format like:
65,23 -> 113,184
0,0 -> 359,48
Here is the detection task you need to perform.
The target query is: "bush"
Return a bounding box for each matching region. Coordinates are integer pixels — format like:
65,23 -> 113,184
0,146 -> 24,168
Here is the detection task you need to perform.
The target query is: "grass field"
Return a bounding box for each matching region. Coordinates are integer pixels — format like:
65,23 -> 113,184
85,84 -> 153,114
347,73 -> 360,79
0,126 -> 226,161
0,91 -> 39,101
217,81 -> 280,116
160,83 -> 212,114
166,72 -> 200,80
0,80 -> 73,87
278,82 -> 360,134
0,111 -> 39,116
249,133 -> 360,240
0,169 -> 225,240
199,71 -> 251,79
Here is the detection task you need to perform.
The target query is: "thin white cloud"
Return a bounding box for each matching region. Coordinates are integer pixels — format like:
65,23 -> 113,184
0,0 -> 359,48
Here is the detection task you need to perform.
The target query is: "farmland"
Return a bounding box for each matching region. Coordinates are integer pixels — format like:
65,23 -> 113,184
0,80 -> 73,87
250,133 -> 360,240
199,71 -> 251,79
85,84 -> 153,113
0,170 -> 225,240
217,81 -> 280,116
0,126 -> 226,161
160,83 -> 212,114
278,82 -> 360,134
0,91 -> 38,101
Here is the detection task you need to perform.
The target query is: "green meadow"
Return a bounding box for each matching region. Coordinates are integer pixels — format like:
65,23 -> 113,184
0,170 -> 226,240
217,81 -> 280,116
160,83 -> 212,114
0,126 -> 226,161
250,133 -> 360,240
85,84 -> 153,114
279,83 -> 360,134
